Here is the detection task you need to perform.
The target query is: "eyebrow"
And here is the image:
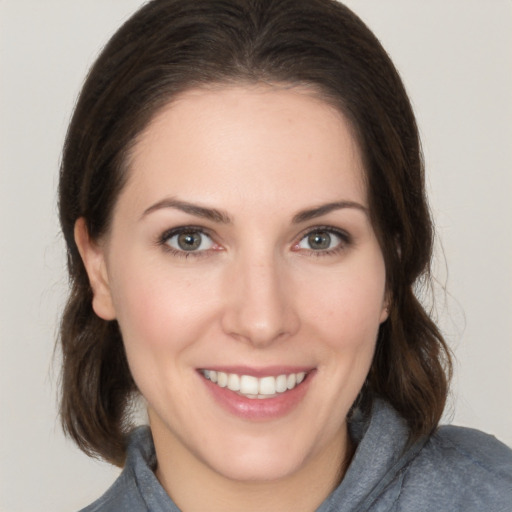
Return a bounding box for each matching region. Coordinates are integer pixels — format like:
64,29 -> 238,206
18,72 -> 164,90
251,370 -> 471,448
141,197 -> 366,224
292,201 -> 368,223
141,198 -> 232,224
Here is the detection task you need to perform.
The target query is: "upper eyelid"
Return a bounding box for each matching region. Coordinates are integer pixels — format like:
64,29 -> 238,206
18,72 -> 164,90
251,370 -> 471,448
295,225 -> 352,253
157,224 -> 351,249
160,225 -> 213,240
157,226 -> 216,253
159,227 -> 217,257
296,225 -> 351,241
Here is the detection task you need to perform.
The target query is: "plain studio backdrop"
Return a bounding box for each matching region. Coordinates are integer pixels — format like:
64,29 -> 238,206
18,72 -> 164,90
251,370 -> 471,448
1,1 -> 511,511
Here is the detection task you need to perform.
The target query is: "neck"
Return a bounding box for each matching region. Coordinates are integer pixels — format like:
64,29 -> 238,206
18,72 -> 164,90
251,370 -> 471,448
152,424 -> 354,512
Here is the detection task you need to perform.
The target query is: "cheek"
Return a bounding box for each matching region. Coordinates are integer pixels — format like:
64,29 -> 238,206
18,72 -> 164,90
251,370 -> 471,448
306,266 -> 385,322
109,260 -> 216,354
321,273 -> 385,389
109,270 -> 216,399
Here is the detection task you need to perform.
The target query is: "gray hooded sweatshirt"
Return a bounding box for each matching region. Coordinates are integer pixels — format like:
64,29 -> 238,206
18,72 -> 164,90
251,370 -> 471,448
80,399 -> 512,511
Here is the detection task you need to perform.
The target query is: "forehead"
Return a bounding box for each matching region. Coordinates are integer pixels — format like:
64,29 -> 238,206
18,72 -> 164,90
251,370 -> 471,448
122,85 -> 367,215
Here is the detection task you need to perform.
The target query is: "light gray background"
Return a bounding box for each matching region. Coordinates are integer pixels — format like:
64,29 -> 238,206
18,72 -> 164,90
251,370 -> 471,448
1,1 -> 511,511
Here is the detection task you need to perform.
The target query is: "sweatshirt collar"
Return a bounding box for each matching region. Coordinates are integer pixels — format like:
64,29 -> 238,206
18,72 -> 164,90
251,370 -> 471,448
125,398 -> 426,512
318,398 -> 427,512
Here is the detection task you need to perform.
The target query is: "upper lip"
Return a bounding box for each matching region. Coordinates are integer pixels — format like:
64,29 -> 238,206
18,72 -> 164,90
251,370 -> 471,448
197,365 -> 314,378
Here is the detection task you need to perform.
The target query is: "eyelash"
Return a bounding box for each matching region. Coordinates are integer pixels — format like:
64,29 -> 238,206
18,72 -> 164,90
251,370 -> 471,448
294,225 -> 352,257
157,226 -> 216,259
157,225 -> 352,258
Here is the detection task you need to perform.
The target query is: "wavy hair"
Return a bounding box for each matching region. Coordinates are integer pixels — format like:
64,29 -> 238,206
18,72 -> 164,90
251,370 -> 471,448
59,0 -> 451,465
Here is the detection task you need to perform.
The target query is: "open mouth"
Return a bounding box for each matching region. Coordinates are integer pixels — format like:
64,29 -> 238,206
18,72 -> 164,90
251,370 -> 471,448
199,369 -> 308,399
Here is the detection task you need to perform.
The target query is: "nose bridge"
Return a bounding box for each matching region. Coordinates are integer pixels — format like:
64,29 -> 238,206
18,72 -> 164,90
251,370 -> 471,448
222,247 -> 298,346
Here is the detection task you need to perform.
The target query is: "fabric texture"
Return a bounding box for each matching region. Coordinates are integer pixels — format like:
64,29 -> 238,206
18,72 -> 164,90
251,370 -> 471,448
79,399 -> 512,511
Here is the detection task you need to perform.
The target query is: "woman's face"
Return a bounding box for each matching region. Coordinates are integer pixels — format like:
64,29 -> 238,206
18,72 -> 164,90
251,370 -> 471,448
81,85 -> 388,483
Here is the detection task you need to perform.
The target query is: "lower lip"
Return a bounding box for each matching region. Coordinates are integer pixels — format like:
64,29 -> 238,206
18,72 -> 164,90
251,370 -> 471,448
200,371 -> 315,421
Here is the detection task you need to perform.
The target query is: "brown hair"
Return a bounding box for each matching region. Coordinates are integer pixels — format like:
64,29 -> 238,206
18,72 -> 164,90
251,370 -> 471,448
59,0 -> 451,466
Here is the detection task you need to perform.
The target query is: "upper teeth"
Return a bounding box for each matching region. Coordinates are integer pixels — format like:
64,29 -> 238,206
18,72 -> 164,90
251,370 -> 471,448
202,370 -> 306,398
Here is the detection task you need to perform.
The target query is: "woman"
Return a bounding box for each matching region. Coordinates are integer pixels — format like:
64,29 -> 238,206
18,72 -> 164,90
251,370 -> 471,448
58,0 -> 512,510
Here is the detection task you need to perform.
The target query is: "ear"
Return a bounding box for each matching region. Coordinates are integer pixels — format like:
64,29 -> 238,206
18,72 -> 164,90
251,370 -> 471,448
379,291 -> 391,324
74,217 -> 116,320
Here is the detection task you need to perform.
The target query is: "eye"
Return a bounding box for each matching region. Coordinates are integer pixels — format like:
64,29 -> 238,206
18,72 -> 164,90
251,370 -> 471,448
164,229 -> 214,252
296,228 -> 348,253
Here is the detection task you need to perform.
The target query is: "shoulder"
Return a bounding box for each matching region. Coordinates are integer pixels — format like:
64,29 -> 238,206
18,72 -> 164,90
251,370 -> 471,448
78,427 -> 154,512
78,426 -> 177,512
433,424 -> 512,479
398,425 -> 512,511
78,468 -> 146,512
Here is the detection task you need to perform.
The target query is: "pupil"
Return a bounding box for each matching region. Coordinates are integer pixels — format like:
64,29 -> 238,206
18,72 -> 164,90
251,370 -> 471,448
178,232 -> 201,251
308,231 -> 331,250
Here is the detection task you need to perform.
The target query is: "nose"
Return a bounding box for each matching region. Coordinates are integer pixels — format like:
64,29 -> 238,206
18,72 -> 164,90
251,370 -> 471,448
221,252 -> 300,347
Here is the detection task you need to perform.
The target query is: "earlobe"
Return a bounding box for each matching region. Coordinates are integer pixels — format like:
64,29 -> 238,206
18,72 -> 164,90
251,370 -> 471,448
380,304 -> 389,323
379,292 -> 391,324
74,218 -> 116,321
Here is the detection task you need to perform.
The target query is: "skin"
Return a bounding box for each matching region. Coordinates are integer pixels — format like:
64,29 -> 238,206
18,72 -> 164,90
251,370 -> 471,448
76,85 -> 389,512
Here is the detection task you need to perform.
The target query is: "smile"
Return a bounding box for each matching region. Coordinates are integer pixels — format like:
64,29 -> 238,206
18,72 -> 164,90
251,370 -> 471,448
200,369 -> 307,399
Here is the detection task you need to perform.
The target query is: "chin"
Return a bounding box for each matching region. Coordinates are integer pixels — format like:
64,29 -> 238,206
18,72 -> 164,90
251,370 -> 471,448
209,445 -> 307,483
199,425 -> 328,484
